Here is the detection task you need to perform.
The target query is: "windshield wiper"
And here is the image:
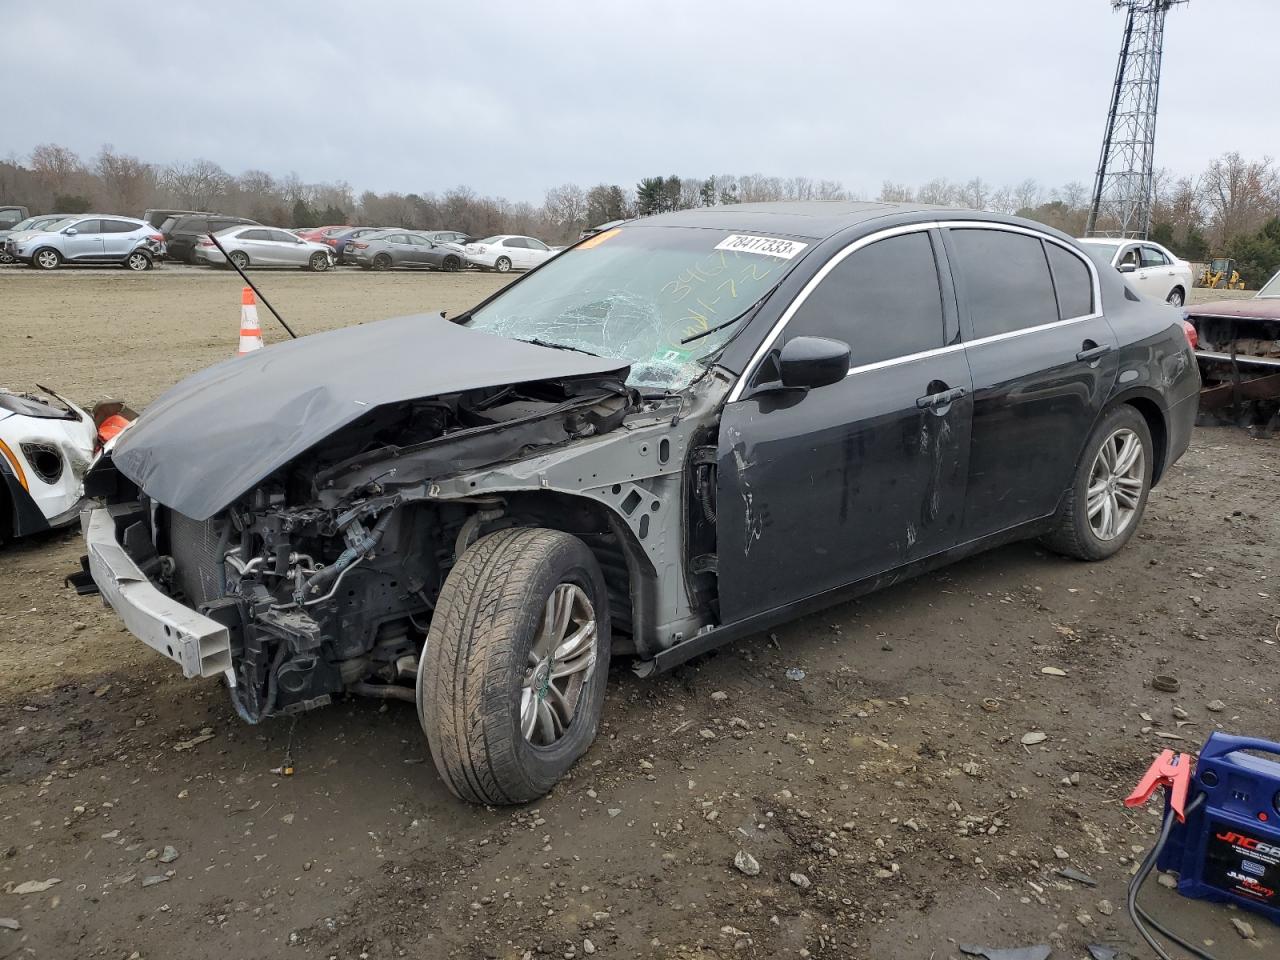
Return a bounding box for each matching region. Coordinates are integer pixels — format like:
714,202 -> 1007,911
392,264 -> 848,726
517,337 -> 602,357
675,291 -> 773,348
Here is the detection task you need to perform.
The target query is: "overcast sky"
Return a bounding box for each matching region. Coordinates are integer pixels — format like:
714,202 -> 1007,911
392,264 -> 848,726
7,1 -> 1276,202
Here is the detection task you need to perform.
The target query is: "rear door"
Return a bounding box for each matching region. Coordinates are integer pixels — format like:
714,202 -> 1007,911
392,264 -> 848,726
525,237 -> 554,266
503,237 -> 530,268
717,227 -> 973,623
63,219 -> 104,260
99,219 -> 140,257
236,229 -> 273,263
945,224 -> 1116,539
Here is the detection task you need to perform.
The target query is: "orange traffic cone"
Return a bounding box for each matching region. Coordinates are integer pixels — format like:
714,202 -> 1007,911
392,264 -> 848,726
237,287 -> 264,356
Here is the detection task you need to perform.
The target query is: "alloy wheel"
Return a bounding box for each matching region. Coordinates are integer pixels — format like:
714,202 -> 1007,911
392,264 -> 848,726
519,583 -> 597,747
1167,290 -> 1184,307
1087,427 -> 1145,541
126,252 -> 149,271
36,250 -> 59,270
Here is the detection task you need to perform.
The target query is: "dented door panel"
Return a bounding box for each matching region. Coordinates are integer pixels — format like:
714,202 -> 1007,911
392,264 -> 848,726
715,348 -> 973,625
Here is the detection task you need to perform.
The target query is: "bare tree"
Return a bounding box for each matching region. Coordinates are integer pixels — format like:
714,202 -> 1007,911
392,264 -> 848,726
543,183 -> 588,241
164,159 -> 231,210
94,145 -> 156,216
1198,152 -> 1279,248
916,178 -> 956,206
877,181 -> 914,203
29,143 -> 86,196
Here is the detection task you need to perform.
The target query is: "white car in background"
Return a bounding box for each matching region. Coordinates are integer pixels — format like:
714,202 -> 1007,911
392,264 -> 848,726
1,389 -> 98,542
1076,238 -> 1194,307
464,235 -> 557,273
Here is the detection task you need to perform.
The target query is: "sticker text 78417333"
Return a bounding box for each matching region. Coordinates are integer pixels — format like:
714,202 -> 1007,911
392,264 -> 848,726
713,234 -> 808,260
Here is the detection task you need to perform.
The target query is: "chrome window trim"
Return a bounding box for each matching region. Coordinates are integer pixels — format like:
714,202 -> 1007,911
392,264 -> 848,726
728,219 -> 1103,402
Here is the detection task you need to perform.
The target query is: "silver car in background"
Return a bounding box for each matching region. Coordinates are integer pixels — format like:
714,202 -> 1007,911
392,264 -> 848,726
195,226 -> 335,271
7,215 -> 165,271
0,215 -> 76,264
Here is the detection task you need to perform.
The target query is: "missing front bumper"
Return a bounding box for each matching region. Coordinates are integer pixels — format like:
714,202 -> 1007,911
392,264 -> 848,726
83,506 -> 233,680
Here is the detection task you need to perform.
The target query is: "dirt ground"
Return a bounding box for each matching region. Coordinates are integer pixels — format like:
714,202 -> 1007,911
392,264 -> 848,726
1,267 -> 1277,960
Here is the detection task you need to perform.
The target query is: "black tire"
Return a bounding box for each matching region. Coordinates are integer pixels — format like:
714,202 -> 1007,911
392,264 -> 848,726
308,251 -> 329,272
229,251 -> 250,270
0,249 -> 14,265
494,256 -> 512,273
372,253 -> 392,271
1041,404 -> 1153,561
125,250 -> 152,272
32,247 -> 61,270
1166,287 -> 1185,307
443,255 -> 460,272
419,527 -> 611,805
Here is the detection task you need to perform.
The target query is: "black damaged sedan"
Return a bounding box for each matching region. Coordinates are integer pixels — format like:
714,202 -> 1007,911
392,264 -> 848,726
83,202 -> 1199,804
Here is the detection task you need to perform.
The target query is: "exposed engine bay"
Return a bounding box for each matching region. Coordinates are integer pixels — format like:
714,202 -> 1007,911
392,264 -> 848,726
90,368 -> 722,721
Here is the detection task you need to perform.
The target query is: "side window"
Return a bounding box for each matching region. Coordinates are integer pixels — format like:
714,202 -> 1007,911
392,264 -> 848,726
786,231 -> 946,367
240,229 -> 268,241
270,230 -> 297,243
1045,243 -> 1094,320
949,229 -> 1058,338
184,218 -> 209,234
527,238 -> 549,251
504,238 -> 527,248
1117,246 -> 1140,269
98,220 -> 133,233
71,219 -> 102,234
1141,245 -> 1169,267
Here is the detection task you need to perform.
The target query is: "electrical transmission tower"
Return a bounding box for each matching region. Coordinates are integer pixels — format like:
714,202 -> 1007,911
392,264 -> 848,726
1086,0 -> 1186,239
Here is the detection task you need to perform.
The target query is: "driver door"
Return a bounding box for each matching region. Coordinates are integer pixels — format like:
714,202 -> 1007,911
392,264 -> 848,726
716,228 -> 973,624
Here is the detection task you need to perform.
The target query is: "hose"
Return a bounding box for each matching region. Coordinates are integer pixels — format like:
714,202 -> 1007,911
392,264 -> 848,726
1127,792 -> 1216,960
227,641 -> 288,725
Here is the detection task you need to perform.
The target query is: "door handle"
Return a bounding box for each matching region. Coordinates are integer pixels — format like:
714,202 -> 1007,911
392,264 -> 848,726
1076,342 -> 1112,363
916,385 -> 967,409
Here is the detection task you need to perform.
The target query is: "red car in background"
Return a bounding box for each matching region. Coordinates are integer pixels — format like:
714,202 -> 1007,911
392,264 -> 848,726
294,225 -> 352,243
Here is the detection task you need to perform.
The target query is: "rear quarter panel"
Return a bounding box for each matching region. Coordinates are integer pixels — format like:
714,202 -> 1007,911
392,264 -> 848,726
1102,277 -> 1200,480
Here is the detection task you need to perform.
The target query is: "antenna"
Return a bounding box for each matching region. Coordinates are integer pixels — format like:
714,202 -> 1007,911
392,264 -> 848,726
1085,0 -> 1187,240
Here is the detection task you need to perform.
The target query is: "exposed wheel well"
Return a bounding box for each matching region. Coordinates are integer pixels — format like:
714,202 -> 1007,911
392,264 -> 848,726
493,491 -> 658,654
0,486 -> 11,542
1119,395 -> 1169,484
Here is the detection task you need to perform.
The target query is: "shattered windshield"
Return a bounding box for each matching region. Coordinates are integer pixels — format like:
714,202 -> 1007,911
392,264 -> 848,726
465,225 -> 808,390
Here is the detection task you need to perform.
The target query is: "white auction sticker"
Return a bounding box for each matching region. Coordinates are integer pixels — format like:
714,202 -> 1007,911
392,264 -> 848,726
714,234 -> 808,260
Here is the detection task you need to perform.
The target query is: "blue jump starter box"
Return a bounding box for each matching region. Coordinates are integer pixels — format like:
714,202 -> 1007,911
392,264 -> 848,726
1157,732 -> 1280,924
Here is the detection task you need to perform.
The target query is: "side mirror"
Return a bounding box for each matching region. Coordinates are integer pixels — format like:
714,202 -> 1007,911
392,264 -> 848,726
64,227 -> 78,235
1118,263 -> 1136,274
778,336 -> 850,390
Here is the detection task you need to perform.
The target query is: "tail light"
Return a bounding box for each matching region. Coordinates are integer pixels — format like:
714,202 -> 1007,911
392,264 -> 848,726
197,238 -> 214,247
1181,318 -> 1199,350
150,233 -> 165,243
324,237 -> 338,246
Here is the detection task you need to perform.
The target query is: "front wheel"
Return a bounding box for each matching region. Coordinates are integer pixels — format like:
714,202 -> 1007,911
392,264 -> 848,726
0,249 -> 14,265
33,247 -> 61,270
372,253 -> 392,271
494,256 -> 512,273
308,251 -> 329,272
1041,404 -> 1153,561
419,527 -> 610,805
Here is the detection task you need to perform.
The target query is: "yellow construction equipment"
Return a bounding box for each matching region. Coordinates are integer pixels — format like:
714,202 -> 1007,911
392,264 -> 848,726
1199,258 -> 1247,290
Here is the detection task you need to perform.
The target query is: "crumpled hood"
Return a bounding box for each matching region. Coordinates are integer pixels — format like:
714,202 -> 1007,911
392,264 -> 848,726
112,313 -> 629,520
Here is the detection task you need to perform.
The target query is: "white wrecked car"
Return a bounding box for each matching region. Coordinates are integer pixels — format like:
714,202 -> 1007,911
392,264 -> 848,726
0,387 -> 124,542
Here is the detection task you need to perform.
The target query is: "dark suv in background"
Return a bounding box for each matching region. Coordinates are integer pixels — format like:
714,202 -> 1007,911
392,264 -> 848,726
162,214 -> 259,263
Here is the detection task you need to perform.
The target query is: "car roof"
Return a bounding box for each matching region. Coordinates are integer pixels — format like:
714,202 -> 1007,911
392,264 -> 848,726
636,201 -> 997,241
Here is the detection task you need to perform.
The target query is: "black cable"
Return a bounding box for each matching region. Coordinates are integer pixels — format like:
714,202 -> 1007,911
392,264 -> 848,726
1127,792 -> 1218,960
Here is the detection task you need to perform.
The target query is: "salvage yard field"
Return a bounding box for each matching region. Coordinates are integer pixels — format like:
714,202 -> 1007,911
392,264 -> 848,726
1,270 -> 1277,959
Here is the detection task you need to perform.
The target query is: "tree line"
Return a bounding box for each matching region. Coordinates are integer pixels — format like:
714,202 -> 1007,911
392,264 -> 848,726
2,144 -> 1278,284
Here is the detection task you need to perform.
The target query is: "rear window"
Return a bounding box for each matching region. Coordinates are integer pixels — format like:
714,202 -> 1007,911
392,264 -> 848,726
100,219 -> 139,233
950,229 -> 1059,339
1045,243 -> 1094,319
176,217 -> 209,233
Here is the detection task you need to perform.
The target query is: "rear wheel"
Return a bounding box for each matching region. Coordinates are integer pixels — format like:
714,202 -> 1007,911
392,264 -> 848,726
494,256 -> 512,273
125,250 -> 152,272
229,251 -> 250,270
443,255 -> 461,272
419,527 -> 610,805
33,247 -> 61,270
1041,404 -> 1153,561
1166,287 -> 1185,307
308,251 -> 329,272
372,253 -> 392,271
